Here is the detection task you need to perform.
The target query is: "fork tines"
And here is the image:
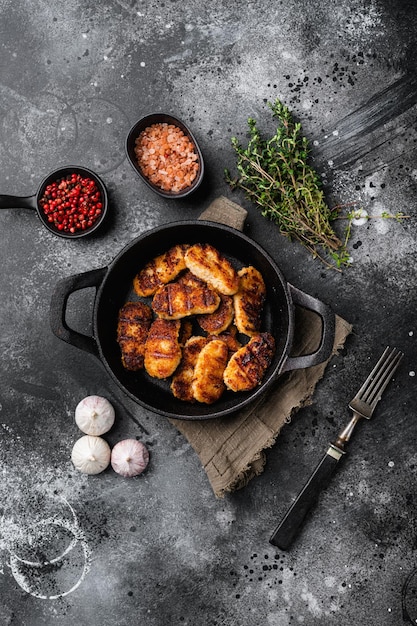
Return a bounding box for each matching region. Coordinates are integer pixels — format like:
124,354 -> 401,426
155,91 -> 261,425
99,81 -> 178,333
357,346 -> 404,409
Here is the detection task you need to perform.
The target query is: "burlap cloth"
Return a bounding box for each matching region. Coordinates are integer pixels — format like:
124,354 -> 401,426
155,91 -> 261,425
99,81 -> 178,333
169,197 -> 352,498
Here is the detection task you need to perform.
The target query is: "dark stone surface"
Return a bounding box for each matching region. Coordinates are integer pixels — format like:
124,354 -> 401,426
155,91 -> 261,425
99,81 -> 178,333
0,1 -> 416,624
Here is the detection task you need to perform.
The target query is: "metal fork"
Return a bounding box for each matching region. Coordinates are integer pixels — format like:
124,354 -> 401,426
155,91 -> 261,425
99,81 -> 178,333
270,346 -> 404,550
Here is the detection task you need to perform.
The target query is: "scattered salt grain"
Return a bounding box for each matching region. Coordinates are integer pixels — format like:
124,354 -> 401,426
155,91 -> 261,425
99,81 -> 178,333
352,209 -> 368,226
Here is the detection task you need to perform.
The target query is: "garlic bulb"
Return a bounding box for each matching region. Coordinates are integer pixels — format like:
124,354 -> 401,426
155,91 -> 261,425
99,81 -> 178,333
71,435 -> 111,475
111,439 -> 149,477
75,395 -> 115,436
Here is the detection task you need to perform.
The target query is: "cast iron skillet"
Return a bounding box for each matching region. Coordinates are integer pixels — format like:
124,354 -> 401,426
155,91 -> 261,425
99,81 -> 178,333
50,220 -> 335,420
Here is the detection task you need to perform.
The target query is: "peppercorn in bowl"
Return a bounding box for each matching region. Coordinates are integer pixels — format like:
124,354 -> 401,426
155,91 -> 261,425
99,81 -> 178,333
126,113 -> 204,199
37,166 -> 108,238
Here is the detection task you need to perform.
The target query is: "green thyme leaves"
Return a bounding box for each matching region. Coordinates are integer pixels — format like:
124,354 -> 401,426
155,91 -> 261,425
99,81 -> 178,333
225,99 -> 349,270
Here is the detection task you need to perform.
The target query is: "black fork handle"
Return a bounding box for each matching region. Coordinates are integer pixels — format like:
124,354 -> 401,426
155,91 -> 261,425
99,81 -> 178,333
269,444 -> 344,550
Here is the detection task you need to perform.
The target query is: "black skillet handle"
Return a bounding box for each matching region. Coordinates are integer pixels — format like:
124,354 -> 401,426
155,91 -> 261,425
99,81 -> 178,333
0,194 -> 38,210
281,284 -> 335,373
269,444 -> 344,550
49,267 -> 107,357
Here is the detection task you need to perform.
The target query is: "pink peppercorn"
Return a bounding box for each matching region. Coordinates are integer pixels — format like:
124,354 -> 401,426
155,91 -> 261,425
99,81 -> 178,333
39,173 -> 103,234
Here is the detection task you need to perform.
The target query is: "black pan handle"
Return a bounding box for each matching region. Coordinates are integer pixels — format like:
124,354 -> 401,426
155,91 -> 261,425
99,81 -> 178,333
49,267 -> 107,357
281,284 -> 335,372
269,444 -> 344,549
0,194 -> 38,210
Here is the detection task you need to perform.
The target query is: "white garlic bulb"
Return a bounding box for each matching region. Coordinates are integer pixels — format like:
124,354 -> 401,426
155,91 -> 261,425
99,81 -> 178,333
71,435 -> 111,475
111,439 -> 149,477
75,395 -> 115,436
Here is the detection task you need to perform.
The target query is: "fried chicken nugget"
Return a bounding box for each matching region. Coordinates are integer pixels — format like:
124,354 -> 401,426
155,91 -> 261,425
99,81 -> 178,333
198,293 -> 234,335
152,276 -> 220,319
178,319 -> 193,346
208,325 -> 242,354
233,266 -> 266,336
117,301 -> 153,371
192,339 -> 229,404
176,270 -> 205,289
133,244 -> 188,297
184,243 -> 239,295
171,336 -> 209,402
144,318 -> 182,379
223,332 -> 275,392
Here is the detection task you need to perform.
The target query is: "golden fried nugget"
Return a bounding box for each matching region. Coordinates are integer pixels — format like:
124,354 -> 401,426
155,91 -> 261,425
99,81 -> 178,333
152,278 -> 220,319
176,269 -> 206,289
198,294 -> 234,335
144,318 -> 182,379
223,332 -> 275,392
209,325 -> 242,354
184,243 -> 239,295
117,301 -> 153,371
192,339 -> 229,404
233,266 -> 266,336
178,319 -> 193,346
171,336 -> 209,402
133,244 -> 188,297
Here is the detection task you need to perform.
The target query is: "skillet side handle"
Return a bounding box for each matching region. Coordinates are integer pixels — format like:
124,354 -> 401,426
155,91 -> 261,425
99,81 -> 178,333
281,284 -> 335,373
49,267 -> 107,358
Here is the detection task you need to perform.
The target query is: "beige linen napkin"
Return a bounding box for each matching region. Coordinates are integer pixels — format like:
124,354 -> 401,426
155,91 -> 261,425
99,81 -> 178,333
170,197 -> 352,497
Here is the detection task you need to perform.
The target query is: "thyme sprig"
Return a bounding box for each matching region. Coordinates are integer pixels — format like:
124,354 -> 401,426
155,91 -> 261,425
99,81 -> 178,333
225,99 -> 410,270
225,99 -> 349,270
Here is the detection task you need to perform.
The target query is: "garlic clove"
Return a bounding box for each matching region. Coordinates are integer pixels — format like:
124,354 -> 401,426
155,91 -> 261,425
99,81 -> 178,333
75,395 -> 115,436
71,435 -> 111,474
111,439 -> 149,477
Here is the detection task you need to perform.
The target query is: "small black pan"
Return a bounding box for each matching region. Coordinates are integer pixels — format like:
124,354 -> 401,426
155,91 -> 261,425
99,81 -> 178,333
0,165 -> 108,238
50,220 -> 336,420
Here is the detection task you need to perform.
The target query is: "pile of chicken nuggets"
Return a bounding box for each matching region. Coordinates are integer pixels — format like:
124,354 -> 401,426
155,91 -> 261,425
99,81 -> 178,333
116,243 -> 275,405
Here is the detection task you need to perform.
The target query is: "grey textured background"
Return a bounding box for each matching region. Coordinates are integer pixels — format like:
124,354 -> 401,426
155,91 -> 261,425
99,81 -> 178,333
1,1 -> 417,624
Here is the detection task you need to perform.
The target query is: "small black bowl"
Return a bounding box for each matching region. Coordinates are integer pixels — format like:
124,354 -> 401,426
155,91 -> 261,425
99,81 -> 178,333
0,165 -> 109,239
126,113 -> 204,199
